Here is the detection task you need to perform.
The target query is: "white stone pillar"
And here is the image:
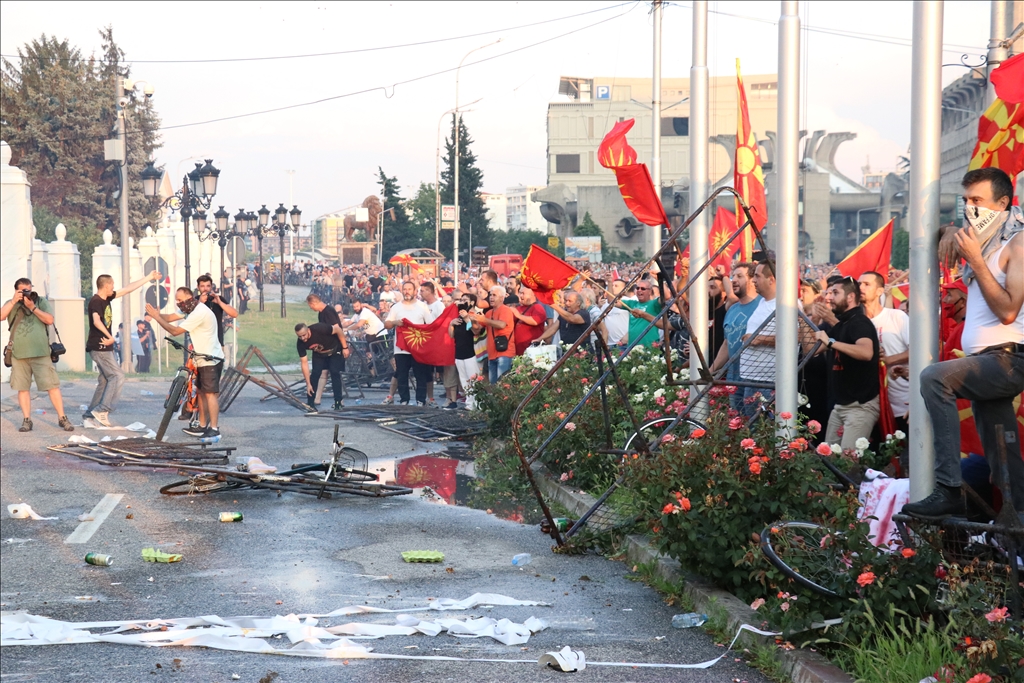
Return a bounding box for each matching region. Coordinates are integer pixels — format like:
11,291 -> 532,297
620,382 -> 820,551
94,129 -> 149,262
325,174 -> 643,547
155,223 -> 179,313
128,236 -> 144,355
31,226 -> 50,300
46,223 -> 85,371
92,229 -> 123,339
0,141 -> 34,382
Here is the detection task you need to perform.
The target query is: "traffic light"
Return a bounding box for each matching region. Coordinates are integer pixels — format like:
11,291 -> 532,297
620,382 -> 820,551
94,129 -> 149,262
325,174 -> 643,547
472,246 -> 489,267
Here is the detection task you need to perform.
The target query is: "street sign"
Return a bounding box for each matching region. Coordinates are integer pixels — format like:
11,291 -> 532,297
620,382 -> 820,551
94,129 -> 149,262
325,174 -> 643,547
548,236 -> 560,249
441,205 -> 456,222
441,222 -> 455,230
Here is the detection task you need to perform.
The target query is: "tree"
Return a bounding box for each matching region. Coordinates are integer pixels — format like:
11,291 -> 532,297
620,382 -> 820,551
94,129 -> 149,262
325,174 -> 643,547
377,167 -> 418,256
1,27 -> 161,245
404,182 -> 437,248
440,115 -> 489,260
490,229 -> 561,259
891,228 -> 909,270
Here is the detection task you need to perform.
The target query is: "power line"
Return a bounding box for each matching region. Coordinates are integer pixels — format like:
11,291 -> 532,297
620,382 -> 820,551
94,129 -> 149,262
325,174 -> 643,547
26,3 -> 639,144
0,2 -> 634,64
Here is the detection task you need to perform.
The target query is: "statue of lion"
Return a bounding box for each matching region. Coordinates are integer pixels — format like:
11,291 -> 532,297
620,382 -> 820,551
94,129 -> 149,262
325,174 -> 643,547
343,195 -> 382,242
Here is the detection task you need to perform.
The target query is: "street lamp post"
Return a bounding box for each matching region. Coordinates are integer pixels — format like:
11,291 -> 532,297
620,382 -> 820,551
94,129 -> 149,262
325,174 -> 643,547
435,100 -> 480,255
255,205 -> 271,311
262,203 -> 301,318
454,40 -> 501,287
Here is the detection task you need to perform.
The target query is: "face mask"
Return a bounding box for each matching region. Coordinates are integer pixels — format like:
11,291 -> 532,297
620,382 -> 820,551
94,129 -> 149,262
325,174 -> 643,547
177,297 -> 198,314
963,204 -> 1006,237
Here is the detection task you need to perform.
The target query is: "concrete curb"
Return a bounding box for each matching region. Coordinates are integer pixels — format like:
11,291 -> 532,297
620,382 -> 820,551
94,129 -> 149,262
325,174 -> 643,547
536,474 -> 854,683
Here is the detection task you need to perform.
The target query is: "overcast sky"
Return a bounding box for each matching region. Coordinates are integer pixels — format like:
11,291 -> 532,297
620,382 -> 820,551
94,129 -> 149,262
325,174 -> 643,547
1,1 -> 991,223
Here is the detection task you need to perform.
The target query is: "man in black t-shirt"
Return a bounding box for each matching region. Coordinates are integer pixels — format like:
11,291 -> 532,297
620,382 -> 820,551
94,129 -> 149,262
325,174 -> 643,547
295,321 -> 350,412
813,277 -> 880,451
552,290 -> 592,353
306,293 -> 341,326
84,270 -> 162,426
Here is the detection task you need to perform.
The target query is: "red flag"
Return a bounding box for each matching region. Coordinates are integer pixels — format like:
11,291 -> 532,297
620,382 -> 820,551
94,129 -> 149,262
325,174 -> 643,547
396,303 -> 460,365
597,118 -> 669,228
709,206 -> 741,274
877,360 -> 897,438
991,53 -> 1024,104
735,60 -> 768,260
969,97 -> 1024,188
837,218 -> 893,279
520,244 -> 579,305
396,455 -> 457,503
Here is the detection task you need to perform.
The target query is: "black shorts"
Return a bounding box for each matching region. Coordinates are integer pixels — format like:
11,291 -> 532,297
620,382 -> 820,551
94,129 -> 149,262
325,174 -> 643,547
196,362 -> 224,394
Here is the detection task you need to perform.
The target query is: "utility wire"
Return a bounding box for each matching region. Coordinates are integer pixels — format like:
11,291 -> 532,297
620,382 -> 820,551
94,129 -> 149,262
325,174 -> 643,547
0,2 -> 633,64
21,3 -> 640,144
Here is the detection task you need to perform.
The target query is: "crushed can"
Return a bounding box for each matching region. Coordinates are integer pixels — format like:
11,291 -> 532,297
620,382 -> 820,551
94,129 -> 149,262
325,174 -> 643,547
219,512 -> 243,523
85,553 -> 113,566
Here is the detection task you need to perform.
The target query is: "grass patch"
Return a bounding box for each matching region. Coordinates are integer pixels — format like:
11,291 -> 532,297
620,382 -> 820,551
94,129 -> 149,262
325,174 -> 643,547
703,596 -> 731,642
745,643 -> 788,683
235,303 -> 313,366
626,560 -> 694,610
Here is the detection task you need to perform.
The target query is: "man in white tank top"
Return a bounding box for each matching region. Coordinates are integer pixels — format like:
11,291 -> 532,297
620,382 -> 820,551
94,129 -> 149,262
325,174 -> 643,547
903,168 -> 1024,521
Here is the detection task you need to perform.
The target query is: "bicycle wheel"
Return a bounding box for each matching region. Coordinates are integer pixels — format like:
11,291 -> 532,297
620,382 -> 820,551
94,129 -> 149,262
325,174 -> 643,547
156,374 -> 188,442
159,475 -> 247,496
286,462 -> 378,484
623,416 -> 705,454
760,521 -> 844,599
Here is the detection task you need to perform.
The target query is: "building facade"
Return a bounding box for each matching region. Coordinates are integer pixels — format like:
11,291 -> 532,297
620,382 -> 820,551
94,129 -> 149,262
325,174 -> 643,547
481,192 -> 508,233
505,184 -> 546,232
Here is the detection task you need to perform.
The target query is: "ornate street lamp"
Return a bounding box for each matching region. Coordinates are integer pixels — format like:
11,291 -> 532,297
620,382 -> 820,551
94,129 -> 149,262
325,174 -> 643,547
261,203 -> 300,318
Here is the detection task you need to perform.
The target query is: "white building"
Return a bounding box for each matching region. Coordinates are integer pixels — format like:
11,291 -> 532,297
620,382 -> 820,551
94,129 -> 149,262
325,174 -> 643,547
506,184 -> 547,233
481,192 -> 508,233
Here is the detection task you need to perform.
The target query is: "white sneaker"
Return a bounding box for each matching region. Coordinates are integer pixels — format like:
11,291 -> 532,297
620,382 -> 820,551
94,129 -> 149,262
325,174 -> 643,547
92,411 -> 113,427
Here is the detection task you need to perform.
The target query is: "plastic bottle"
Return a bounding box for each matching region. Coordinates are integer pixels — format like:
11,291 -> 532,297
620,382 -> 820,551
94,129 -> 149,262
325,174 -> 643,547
511,553 -> 532,567
34,409 -> 46,415
140,390 -> 155,396
672,613 -> 707,628
355,399 -> 362,405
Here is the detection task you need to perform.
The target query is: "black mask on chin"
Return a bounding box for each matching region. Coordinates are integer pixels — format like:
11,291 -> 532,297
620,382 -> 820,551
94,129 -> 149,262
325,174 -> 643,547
177,297 -> 199,315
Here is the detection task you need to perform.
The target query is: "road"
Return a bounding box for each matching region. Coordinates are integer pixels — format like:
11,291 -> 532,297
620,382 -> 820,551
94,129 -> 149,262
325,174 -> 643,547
1,377 -> 770,683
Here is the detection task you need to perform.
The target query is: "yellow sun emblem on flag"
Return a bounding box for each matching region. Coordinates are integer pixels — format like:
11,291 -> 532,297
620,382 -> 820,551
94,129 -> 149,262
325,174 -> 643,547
404,328 -> 430,349
403,464 -> 429,486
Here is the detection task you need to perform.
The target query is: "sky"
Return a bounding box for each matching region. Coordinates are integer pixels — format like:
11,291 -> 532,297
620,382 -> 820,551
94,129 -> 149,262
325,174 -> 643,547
0,1 -> 994,225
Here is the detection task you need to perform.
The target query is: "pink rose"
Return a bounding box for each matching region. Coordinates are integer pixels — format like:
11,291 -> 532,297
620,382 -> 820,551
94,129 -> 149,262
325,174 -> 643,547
750,598 -> 765,610
741,438 -> 756,450
816,443 -> 833,456
779,412 -> 793,420
807,420 -> 821,434
985,606 -> 1008,623
565,422 -> 576,431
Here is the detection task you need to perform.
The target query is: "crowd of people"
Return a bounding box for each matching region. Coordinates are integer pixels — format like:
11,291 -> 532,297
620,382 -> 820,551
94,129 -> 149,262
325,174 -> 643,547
5,168 -> 1021,527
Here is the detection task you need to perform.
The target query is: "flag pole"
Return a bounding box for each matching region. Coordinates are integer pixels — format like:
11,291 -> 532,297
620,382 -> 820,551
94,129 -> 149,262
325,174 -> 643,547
651,0 -> 663,258
688,0 -> 709,410
775,0 -> 801,434
908,0 -> 943,503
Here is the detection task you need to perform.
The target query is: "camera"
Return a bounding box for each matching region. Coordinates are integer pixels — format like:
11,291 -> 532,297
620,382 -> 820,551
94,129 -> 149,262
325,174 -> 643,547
117,95 -> 130,108
19,289 -> 38,304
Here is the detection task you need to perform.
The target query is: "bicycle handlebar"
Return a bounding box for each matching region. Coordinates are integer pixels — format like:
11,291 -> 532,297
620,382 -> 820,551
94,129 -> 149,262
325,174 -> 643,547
165,338 -> 222,363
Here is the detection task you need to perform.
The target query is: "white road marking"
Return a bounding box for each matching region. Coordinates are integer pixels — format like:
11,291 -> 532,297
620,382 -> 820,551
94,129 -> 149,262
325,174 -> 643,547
64,494 -> 124,544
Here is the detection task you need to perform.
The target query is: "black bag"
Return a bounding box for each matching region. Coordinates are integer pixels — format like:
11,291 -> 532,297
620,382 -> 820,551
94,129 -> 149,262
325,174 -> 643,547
49,324 -> 66,363
3,309 -> 26,368
494,333 -> 510,353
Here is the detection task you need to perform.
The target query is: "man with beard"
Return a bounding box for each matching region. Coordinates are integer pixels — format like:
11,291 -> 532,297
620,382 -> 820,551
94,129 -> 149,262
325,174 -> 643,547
710,263 -> 761,412
384,281 -> 435,405
903,167 -> 1024,520
859,271 -> 910,432
814,277 -> 880,451
294,319 -> 350,413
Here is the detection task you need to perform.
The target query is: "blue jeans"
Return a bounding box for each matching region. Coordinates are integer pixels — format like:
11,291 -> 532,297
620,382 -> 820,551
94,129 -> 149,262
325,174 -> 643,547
920,349 -> 1024,507
489,356 -> 512,384
88,350 -> 125,413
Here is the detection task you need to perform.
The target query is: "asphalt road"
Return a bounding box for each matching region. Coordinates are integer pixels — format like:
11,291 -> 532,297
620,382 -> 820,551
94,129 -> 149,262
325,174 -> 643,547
1,376 -> 770,683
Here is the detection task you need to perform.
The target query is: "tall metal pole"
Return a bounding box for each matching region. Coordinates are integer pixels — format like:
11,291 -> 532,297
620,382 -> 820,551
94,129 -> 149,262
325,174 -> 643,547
257,235 -> 265,312
280,229 -> 287,318
651,0 -> 663,258
986,0 -> 1011,107
182,182 -> 193,291
116,77 -> 133,373
454,108 -> 461,288
908,0 -> 943,502
688,0 -> 709,406
287,170 -> 295,262
775,0 -> 801,431
231,236 -> 238,366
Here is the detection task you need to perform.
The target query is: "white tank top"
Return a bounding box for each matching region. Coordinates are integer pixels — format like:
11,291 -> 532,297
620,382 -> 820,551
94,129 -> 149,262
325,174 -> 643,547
961,239 -> 1024,354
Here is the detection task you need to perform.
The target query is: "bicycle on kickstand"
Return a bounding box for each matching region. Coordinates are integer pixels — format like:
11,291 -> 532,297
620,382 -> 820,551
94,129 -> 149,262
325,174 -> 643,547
159,424 -> 414,499
156,338 -> 220,442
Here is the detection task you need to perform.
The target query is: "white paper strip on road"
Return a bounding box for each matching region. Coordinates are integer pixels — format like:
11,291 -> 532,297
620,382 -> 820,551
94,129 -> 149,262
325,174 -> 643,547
64,494 -> 123,544
0,595 -> 780,671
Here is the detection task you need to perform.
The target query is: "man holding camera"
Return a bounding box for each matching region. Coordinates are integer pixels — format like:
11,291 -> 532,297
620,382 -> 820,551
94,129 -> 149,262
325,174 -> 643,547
2,279 -> 74,432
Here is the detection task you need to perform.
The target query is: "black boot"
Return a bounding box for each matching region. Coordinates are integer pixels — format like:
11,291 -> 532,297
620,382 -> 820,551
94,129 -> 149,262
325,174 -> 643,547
901,484 -> 966,519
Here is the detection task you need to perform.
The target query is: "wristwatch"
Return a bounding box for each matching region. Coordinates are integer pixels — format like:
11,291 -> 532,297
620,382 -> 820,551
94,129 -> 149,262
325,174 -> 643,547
827,338 -> 836,349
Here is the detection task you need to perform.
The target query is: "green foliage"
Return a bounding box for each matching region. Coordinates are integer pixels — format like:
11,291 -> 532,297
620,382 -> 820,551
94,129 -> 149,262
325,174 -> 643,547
33,206 -> 105,297
625,408 -> 862,601
439,115 -> 490,260
403,182 -> 438,249
472,345 -> 680,494
2,27 -> 161,241
378,167 -> 429,256
892,228 -> 910,270
466,438 -> 546,524
489,229 -> 560,259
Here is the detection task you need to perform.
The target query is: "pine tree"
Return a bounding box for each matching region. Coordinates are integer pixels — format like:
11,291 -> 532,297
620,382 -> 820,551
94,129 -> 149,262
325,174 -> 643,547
440,115 -> 489,260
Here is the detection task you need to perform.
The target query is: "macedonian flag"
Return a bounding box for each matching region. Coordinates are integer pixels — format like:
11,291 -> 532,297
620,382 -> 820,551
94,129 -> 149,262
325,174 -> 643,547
969,54 -> 1024,186
396,303 -> 460,365
709,206 -> 741,274
520,244 -> 579,305
598,119 -> 670,228
735,59 -> 767,260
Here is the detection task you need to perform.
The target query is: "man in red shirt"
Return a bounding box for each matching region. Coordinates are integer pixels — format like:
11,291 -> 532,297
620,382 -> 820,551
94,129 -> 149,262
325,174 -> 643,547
512,285 -> 547,355
473,285 -> 515,382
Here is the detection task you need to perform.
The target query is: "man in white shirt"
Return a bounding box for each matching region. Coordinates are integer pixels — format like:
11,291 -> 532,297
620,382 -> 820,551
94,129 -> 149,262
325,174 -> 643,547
147,287 -> 225,439
384,281 -> 435,405
860,271 -> 910,429
419,281 -> 450,407
740,261 -> 777,418
345,300 -> 386,340
597,279 -> 630,349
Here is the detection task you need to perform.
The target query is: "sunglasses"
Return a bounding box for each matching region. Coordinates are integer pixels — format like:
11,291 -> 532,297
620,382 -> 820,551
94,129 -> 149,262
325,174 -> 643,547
635,286 -> 651,291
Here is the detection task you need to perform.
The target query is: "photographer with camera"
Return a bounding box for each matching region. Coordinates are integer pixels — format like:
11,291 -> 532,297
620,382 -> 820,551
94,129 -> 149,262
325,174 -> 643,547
2,278 -> 73,432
